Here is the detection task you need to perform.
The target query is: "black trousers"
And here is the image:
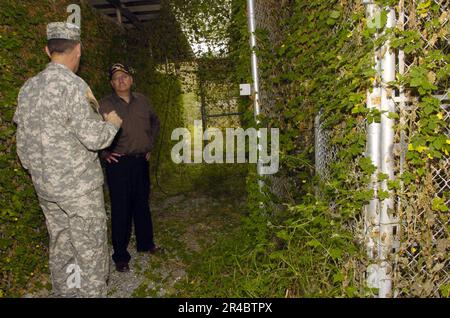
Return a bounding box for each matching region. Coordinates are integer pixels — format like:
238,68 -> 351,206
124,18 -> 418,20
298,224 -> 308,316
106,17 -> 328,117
105,155 -> 155,263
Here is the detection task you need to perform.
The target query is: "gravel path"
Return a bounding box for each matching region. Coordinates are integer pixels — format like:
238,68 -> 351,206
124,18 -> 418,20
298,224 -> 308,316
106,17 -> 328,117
25,192 -> 244,298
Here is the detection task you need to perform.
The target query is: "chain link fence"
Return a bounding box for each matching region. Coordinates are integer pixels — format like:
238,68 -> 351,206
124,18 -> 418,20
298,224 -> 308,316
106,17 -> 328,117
252,0 -> 449,297
197,58 -> 241,129
314,111 -> 338,180
253,0 -> 299,203
392,0 -> 449,297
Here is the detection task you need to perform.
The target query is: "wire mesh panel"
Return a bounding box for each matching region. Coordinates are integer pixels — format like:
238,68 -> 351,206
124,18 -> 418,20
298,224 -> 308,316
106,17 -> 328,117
252,0 -> 296,202
251,0 -> 448,297
314,111 -> 337,180
392,0 -> 449,297
197,58 -> 241,129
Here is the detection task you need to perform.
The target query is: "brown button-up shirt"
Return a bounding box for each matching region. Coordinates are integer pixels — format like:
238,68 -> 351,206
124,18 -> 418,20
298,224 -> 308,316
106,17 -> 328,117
99,92 -> 160,154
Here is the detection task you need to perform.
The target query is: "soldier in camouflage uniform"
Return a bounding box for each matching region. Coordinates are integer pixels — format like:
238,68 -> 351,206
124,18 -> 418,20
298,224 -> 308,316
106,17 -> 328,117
13,22 -> 123,297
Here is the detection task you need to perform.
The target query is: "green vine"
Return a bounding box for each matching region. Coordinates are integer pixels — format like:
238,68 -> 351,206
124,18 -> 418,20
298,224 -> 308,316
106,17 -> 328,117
0,0 -> 187,297
0,0 -> 447,298
179,0 -> 448,298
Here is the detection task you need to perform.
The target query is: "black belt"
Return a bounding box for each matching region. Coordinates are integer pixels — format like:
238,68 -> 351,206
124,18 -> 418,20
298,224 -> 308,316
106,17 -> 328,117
121,153 -> 146,158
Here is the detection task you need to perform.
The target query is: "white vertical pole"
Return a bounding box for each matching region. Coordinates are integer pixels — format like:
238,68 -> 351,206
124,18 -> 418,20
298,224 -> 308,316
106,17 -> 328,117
398,2 -> 406,176
365,3 -> 381,258
379,6 -> 396,298
247,0 -> 263,189
247,0 -> 260,121
363,0 -> 382,292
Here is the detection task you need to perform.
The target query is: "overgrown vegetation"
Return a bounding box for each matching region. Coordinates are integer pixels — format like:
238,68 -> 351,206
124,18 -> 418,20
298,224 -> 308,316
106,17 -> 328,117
176,0 -> 372,297
0,0 -> 447,298
176,0 -> 448,297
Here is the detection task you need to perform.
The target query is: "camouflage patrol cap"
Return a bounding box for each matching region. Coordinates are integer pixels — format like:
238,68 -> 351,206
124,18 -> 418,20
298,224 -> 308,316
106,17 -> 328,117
46,22 -> 81,41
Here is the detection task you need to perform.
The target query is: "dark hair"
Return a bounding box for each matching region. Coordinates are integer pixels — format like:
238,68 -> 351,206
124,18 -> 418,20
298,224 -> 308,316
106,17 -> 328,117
46,39 -> 79,55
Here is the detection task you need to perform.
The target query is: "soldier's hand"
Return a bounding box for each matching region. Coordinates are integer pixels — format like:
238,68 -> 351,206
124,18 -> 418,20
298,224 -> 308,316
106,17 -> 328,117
104,111 -> 122,128
103,151 -> 122,164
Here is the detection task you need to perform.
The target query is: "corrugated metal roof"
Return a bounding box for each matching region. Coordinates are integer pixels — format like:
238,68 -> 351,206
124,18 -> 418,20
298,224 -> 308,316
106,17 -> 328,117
88,0 -> 161,28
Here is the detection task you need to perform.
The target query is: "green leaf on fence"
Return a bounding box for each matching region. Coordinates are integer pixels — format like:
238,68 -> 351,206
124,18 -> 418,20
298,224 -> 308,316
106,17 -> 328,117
431,197 -> 449,212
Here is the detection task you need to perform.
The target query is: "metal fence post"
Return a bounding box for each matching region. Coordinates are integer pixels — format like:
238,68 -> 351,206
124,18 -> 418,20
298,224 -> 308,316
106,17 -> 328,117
247,0 -> 263,190
378,6 -> 397,298
363,0 -> 382,295
363,1 -> 398,298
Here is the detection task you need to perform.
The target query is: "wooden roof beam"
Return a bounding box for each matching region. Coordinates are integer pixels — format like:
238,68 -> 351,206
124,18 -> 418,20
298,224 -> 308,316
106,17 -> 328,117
105,0 -> 142,29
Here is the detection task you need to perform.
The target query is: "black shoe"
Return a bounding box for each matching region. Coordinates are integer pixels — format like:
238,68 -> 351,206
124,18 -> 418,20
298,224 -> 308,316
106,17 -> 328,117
138,245 -> 163,255
149,245 -> 163,254
115,262 -> 130,272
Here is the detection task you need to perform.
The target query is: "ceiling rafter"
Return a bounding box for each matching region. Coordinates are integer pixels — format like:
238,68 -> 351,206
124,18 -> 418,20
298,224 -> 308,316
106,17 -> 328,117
105,0 -> 142,29
90,0 -> 161,28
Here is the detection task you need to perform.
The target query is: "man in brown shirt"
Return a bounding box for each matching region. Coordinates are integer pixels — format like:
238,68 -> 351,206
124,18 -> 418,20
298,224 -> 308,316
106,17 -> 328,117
99,63 -> 161,272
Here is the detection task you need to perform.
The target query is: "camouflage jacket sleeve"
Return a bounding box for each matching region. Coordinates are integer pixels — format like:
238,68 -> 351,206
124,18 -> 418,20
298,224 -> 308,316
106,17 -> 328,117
13,91 -> 30,170
67,82 -> 119,151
